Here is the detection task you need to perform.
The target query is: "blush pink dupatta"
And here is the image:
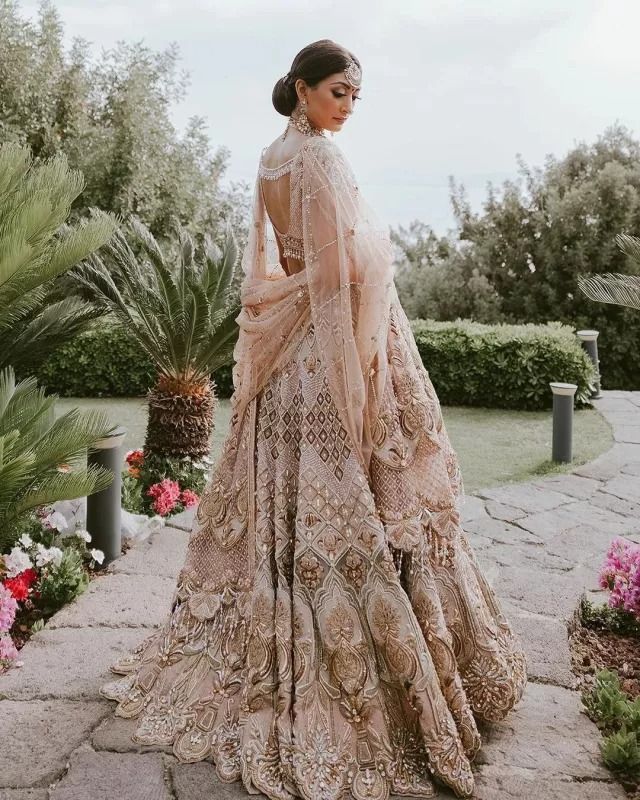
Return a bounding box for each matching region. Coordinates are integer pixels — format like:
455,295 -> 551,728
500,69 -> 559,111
231,136 -> 395,478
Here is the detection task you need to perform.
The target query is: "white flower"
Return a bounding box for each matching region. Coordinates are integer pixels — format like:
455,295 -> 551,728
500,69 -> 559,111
4,547 -> 33,578
75,529 -> 92,543
90,549 -> 105,565
35,544 -> 64,568
18,534 -> 33,549
45,511 -> 68,532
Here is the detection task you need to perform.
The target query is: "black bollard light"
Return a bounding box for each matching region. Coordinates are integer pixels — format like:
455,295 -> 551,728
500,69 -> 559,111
576,329 -> 602,399
549,383 -> 577,463
86,426 -> 126,565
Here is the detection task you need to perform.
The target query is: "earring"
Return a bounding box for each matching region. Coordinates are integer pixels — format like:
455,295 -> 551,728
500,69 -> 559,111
288,100 -> 323,137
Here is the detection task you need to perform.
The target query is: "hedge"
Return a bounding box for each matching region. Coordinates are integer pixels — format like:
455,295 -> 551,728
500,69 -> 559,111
36,323 -> 234,399
411,319 -> 594,410
36,318 -> 594,411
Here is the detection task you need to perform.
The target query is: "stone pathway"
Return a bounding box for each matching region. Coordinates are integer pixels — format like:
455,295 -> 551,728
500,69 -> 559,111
1,391 -> 639,800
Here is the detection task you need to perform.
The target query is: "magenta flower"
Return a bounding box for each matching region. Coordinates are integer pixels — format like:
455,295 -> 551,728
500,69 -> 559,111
599,537 -> 640,621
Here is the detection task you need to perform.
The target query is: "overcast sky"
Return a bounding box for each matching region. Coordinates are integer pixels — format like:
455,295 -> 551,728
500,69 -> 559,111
20,0 -> 640,236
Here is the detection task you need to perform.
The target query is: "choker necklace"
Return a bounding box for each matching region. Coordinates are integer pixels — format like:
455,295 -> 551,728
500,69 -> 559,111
281,105 -> 327,141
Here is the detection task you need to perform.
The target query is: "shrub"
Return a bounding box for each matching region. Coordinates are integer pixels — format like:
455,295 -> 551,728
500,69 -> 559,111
38,318 -> 593,411
582,669 -> 640,783
411,318 -> 595,410
37,322 -> 234,399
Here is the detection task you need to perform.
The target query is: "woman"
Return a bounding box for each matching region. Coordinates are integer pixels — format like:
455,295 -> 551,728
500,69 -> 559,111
101,39 -> 527,800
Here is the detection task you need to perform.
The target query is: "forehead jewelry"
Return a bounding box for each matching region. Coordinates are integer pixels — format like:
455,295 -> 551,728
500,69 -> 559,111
344,59 -> 362,88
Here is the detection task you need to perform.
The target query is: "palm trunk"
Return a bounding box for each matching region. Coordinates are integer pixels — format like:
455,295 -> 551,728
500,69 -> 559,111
144,376 -> 217,459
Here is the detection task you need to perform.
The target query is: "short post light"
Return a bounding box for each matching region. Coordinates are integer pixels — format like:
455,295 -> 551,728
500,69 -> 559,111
549,383 -> 577,463
576,329 -> 602,399
86,426 -> 127,566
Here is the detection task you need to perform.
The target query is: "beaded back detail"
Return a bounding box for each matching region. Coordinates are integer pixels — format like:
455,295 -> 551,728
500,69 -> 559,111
259,147 -> 306,263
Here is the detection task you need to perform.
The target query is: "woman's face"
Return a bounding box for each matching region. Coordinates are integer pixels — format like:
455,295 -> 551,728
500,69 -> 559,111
296,71 -> 361,133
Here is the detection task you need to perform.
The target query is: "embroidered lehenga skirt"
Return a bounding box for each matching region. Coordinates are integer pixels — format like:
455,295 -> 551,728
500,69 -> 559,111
101,298 -> 527,800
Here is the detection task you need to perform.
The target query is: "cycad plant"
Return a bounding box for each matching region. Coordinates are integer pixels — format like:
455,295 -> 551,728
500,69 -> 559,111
74,217 -> 241,459
0,367 -> 113,552
0,142 -> 116,373
578,234 -> 640,312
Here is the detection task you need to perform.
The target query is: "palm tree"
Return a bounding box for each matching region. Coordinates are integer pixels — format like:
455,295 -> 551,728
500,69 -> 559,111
74,217 -> 241,458
0,142 -> 117,373
0,367 -> 113,552
577,233 -> 640,311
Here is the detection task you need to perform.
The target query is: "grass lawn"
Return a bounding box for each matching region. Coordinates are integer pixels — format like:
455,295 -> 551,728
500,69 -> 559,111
57,397 -> 613,494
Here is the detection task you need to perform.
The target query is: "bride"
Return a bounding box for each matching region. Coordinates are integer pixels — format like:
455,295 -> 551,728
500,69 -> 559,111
101,39 -> 527,800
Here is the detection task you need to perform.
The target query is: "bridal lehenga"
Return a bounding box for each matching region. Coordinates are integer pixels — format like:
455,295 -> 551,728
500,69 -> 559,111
101,131 -> 527,799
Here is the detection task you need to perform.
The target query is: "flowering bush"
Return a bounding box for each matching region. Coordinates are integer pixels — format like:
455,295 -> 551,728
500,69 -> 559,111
599,538 -> 640,622
0,509 -> 105,672
122,449 -> 208,517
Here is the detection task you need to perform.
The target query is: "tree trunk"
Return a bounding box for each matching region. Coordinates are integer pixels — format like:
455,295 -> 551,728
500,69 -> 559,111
144,377 -> 217,459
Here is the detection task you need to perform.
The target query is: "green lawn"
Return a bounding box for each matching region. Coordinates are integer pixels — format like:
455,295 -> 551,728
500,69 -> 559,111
57,398 -> 613,494
442,404 -> 612,493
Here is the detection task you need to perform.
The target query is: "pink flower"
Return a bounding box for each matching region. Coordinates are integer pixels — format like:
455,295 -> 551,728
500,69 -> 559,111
180,489 -> 200,508
599,537 -> 640,621
0,584 -> 18,633
0,634 -> 19,664
147,479 -> 181,516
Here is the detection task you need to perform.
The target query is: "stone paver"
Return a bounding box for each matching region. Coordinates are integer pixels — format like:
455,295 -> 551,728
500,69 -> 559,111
2,391 -> 639,799
48,572 -> 175,629
49,748 -> 171,800
502,601 -> 575,688
452,769 -> 627,799
111,525 -> 189,579
474,682 -> 612,779
171,762 -> 250,800
0,627 -> 146,700
0,700 -> 108,787
92,716 -> 172,754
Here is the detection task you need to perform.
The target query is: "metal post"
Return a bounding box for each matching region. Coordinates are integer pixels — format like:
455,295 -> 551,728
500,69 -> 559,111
549,383 -> 577,463
86,427 -> 127,566
576,329 -> 602,399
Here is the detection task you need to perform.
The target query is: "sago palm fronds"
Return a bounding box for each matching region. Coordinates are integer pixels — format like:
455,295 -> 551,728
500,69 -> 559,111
73,216 -> 241,458
577,234 -> 640,311
0,366 -> 114,552
0,142 -> 117,372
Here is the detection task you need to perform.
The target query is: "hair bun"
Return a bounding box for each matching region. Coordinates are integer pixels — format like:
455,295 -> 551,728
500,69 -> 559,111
272,74 -> 297,117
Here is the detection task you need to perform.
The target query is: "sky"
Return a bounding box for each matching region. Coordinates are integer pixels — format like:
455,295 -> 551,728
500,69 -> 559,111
20,0 -> 640,237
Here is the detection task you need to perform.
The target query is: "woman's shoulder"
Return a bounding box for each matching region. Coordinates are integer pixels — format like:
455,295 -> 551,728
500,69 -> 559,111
262,132 -> 336,163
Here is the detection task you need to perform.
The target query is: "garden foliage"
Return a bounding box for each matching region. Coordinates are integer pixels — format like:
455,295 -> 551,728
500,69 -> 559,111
394,124 -> 640,389
38,317 -> 594,411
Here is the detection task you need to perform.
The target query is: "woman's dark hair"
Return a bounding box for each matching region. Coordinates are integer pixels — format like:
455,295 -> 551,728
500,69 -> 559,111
272,39 -> 361,117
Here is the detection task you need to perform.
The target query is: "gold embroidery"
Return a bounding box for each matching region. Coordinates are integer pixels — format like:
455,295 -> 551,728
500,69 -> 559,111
101,302 -> 527,800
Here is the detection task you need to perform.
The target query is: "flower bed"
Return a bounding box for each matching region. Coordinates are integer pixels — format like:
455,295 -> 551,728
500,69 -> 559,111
122,449 -> 208,518
1,508 -> 104,672
568,537 -> 640,795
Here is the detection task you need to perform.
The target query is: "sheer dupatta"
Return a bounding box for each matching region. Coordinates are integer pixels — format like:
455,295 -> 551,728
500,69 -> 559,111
231,136 -> 395,478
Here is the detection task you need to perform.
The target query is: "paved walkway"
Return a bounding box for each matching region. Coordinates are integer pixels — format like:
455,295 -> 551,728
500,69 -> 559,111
1,391 -> 639,800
